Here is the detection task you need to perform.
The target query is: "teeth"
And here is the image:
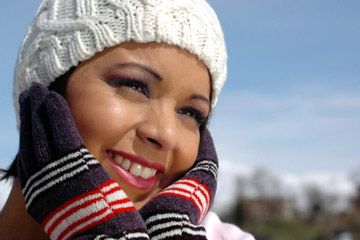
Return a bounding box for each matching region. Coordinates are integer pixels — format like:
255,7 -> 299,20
114,156 -> 124,165
121,159 -> 131,171
141,167 -> 157,179
113,154 -> 158,179
130,163 -> 142,177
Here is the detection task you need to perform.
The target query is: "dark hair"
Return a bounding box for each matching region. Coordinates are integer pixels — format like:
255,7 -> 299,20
0,67 -> 75,181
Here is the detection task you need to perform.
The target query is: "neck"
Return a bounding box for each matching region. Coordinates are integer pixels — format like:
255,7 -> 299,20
0,178 -> 48,240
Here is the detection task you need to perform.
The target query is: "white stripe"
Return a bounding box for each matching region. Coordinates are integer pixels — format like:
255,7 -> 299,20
101,182 -> 123,194
150,226 -> 206,240
194,190 -> 207,216
60,208 -> 114,240
165,182 -> 196,193
159,183 -> 210,219
160,189 -> 203,215
148,220 -> 183,233
125,232 -> 149,239
189,166 -> 218,178
149,220 -> 204,234
82,153 -> 95,159
175,179 -> 198,186
87,159 -> 101,165
145,213 -> 189,225
44,183 -> 120,232
49,189 -> 130,239
94,232 -> 149,240
111,202 -> 133,210
24,149 -> 98,201
23,149 -> 85,194
24,157 -> 87,202
188,160 -> 218,178
94,234 -> 107,240
50,199 -> 111,240
105,191 -> 129,203
182,227 -> 207,236
151,229 -> 182,240
160,189 -> 191,199
44,192 -> 103,232
26,164 -> 88,209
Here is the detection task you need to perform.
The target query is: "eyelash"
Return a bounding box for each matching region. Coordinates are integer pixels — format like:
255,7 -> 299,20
107,77 -> 207,126
178,107 -> 207,126
107,77 -> 150,98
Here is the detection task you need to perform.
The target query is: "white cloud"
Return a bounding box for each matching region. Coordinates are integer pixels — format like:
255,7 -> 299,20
212,159 -> 358,215
210,84 -> 360,174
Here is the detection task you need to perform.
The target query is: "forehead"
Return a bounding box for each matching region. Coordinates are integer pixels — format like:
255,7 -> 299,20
78,41 -> 211,94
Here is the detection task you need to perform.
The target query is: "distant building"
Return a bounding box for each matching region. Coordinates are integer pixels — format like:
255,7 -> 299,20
242,198 -> 293,220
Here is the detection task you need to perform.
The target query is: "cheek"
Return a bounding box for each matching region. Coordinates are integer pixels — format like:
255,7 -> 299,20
170,132 -> 200,179
67,95 -> 145,158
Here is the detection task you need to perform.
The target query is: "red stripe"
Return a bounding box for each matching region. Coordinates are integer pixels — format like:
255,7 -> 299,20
58,201 -> 136,240
198,184 -> 211,205
176,178 -> 199,187
163,187 -> 192,195
66,210 -> 120,240
101,184 -> 122,195
156,178 -> 212,222
46,195 -> 103,236
47,184 -> 127,238
156,191 -> 202,218
45,181 -> 124,237
58,207 -> 111,240
42,180 -> 117,227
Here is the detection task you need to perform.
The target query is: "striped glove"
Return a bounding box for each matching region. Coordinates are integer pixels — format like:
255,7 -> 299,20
139,129 -> 218,240
16,83 -> 149,240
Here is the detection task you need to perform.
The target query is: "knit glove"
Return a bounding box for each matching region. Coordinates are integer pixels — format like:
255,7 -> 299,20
16,83 -> 149,240
140,129 -> 218,240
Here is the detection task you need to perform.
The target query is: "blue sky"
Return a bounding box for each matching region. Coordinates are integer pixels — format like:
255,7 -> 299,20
1,0 -> 359,175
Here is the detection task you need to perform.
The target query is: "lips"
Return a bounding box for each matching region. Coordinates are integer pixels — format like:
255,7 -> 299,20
113,155 -> 157,179
105,150 -> 165,190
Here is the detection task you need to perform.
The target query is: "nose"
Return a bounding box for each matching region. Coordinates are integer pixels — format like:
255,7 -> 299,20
136,102 -> 179,151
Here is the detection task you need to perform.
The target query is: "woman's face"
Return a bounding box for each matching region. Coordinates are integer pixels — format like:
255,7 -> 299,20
66,42 -> 211,209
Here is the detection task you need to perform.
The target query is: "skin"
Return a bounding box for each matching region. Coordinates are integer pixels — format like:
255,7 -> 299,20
0,42 -> 211,239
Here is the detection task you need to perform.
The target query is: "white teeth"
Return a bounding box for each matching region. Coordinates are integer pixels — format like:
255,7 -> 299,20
141,167 -> 154,179
114,155 -> 124,165
130,163 -> 142,177
113,155 -> 158,179
121,159 -> 131,171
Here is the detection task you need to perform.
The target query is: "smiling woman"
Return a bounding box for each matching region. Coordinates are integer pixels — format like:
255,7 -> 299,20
0,0 -> 253,239
66,42 -> 211,208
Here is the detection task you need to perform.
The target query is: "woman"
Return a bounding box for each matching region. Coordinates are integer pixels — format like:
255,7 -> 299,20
0,0 -> 254,239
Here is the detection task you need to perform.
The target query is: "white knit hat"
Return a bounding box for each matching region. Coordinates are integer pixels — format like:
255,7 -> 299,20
13,0 -> 227,127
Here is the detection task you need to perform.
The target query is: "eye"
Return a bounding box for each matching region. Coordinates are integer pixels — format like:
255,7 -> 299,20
107,77 -> 150,98
177,106 -> 207,126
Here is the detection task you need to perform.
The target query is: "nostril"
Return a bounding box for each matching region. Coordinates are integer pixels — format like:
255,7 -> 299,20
147,137 -> 161,147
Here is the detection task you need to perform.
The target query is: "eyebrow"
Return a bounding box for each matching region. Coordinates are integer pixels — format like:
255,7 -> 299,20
114,62 -> 163,81
191,94 -> 211,107
114,62 -> 210,107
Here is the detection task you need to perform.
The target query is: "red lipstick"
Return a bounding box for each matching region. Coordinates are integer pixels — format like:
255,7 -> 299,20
105,150 -> 165,190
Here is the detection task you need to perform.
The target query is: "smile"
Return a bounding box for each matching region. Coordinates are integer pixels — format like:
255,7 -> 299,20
105,150 -> 165,190
113,155 -> 157,179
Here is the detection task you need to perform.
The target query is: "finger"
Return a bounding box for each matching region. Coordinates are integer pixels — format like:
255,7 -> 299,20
44,92 -> 84,157
18,89 -> 36,186
30,95 -> 53,167
29,82 -> 50,113
197,128 -> 218,163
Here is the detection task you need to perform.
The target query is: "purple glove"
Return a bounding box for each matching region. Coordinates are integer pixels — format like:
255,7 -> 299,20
140,129 -> 218,239
16,83 -> 149,240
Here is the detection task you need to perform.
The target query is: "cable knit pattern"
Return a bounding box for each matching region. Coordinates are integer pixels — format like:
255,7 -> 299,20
13,0 -> 227,128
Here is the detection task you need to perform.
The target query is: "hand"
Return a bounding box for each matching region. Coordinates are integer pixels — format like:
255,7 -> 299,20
16,83 -> 149,240
140,129 -> 218,240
